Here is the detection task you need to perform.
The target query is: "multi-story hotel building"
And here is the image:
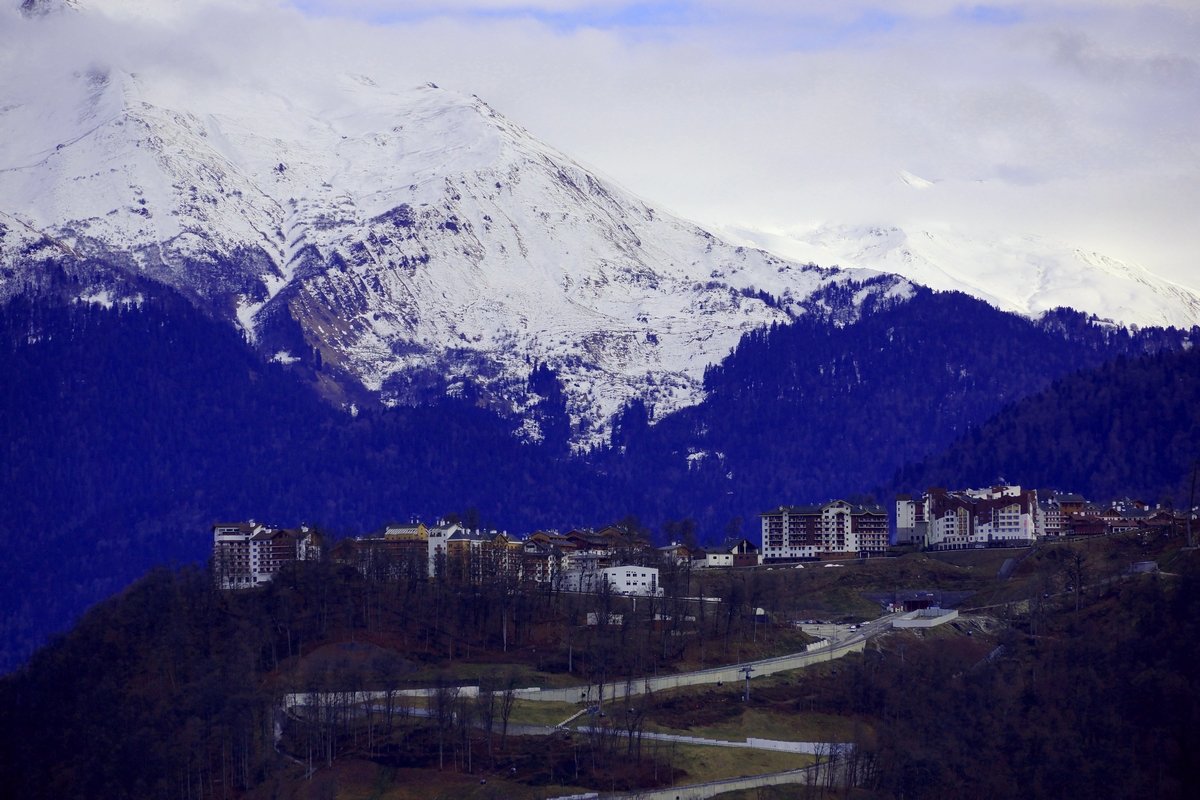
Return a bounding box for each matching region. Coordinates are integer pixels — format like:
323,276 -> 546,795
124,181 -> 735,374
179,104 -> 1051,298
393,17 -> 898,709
212,522 -> 322,589
898,485 -> 1039,550
760,500 -> 889,561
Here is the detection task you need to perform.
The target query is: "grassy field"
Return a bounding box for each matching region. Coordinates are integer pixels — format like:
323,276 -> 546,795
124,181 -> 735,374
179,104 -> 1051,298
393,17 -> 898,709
317,747 -> 812,797
256,729 -> 813,799
656,707 -> 857,743
269,761 -> 595,800
925,547 -> 1020,573
633,680 -> 864,744
669,744 -> 814,785
713,786 -> 876,799
506,698 -> 582,727
363,694 -> 579,728
716,531 -> 1185,624
691,549 -> 1017,627
961,529 -> 1183,608
400,661 -> 582,689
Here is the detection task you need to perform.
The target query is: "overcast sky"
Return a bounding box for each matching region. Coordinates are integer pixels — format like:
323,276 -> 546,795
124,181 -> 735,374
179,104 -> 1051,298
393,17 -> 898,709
6,0 -> 1199,287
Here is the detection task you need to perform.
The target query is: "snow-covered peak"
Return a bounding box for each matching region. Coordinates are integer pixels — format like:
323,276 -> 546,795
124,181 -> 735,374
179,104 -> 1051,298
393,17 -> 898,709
726,223 -> 1200,330
0,42 -> 904,444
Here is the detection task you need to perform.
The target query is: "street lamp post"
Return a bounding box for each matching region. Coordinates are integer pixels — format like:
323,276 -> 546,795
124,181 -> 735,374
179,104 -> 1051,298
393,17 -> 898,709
1188,459 -> 1197,549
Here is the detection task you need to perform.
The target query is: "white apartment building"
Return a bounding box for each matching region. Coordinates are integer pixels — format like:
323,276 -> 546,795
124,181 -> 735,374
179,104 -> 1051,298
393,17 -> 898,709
212,522 -> 321,590
761,501 -> 889,561
1037,499 -> 1064,537
894,494 -> 926,545
426,521 -> 464,576
561,564 -> 662,596
918,485 -> 1039,550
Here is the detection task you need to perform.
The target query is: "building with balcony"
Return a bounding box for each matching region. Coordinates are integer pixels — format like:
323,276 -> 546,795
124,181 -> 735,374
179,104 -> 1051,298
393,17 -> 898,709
212,522 -> 321,590
760,501 -> 889,561
899,485 -> 1039,550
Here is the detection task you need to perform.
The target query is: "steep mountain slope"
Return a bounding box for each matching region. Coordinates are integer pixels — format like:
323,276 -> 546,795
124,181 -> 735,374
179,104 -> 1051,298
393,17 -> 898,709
0,6 -> 902,441
727,222 -> 1200,330
9,4 -> 1196,445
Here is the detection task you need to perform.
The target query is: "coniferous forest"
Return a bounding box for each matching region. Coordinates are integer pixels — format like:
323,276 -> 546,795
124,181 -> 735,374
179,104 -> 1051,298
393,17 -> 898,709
2,282 -> 1199,670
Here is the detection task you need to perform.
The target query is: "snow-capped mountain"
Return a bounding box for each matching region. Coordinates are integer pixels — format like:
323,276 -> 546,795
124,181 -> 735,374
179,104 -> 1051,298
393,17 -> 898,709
722,222 -> 1200,331
7,3 -> 1193,449
0,5 -> 907,443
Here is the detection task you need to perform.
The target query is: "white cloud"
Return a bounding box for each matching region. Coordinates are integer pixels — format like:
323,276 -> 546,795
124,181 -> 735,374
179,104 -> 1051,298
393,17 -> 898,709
4,0 -> 1198,288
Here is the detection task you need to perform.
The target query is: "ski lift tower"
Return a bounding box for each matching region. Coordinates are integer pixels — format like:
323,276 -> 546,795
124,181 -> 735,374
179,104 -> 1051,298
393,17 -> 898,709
740,665 -> 755,701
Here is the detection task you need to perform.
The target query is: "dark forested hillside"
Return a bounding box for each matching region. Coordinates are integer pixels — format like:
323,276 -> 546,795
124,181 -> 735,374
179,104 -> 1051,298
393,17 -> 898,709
0,566 -> 275,800
0,291 -> 602,671
597,287 -> 1194,530
804,562 -> 1200,799
0,553 -> 800,799
2,282 -> 1196,671
895,345 -> 1200,502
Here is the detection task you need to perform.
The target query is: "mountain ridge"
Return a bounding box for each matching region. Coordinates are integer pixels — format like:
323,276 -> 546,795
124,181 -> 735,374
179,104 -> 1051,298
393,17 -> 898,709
724,221 -> 1200,330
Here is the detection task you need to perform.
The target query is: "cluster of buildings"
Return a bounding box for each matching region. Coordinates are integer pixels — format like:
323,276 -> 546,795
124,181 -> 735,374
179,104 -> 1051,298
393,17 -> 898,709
895,485 -> 1039,550
212,516 -> 781,595
213,520 -> 679,596
212,485 -> 1186,592
896,486 -> 1187,550
754,486 -> 1186,560
328,521 -> 668,595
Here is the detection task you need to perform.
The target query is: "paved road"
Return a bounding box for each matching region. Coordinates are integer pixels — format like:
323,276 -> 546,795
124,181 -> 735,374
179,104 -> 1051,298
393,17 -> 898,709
523,612 -> 900,704
283,611 -> 901,713
283,615 -> 887,795
507,720 -> 844,756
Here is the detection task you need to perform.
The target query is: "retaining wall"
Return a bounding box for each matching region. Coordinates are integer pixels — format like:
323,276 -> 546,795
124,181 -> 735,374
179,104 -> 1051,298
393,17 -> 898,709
892,609 -> 959,629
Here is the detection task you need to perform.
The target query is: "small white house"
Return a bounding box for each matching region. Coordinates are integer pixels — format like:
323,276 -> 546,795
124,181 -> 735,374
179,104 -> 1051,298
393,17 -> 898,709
563,564 -> 663,596
704,552 -> 734,568
600,565 -> 662,596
